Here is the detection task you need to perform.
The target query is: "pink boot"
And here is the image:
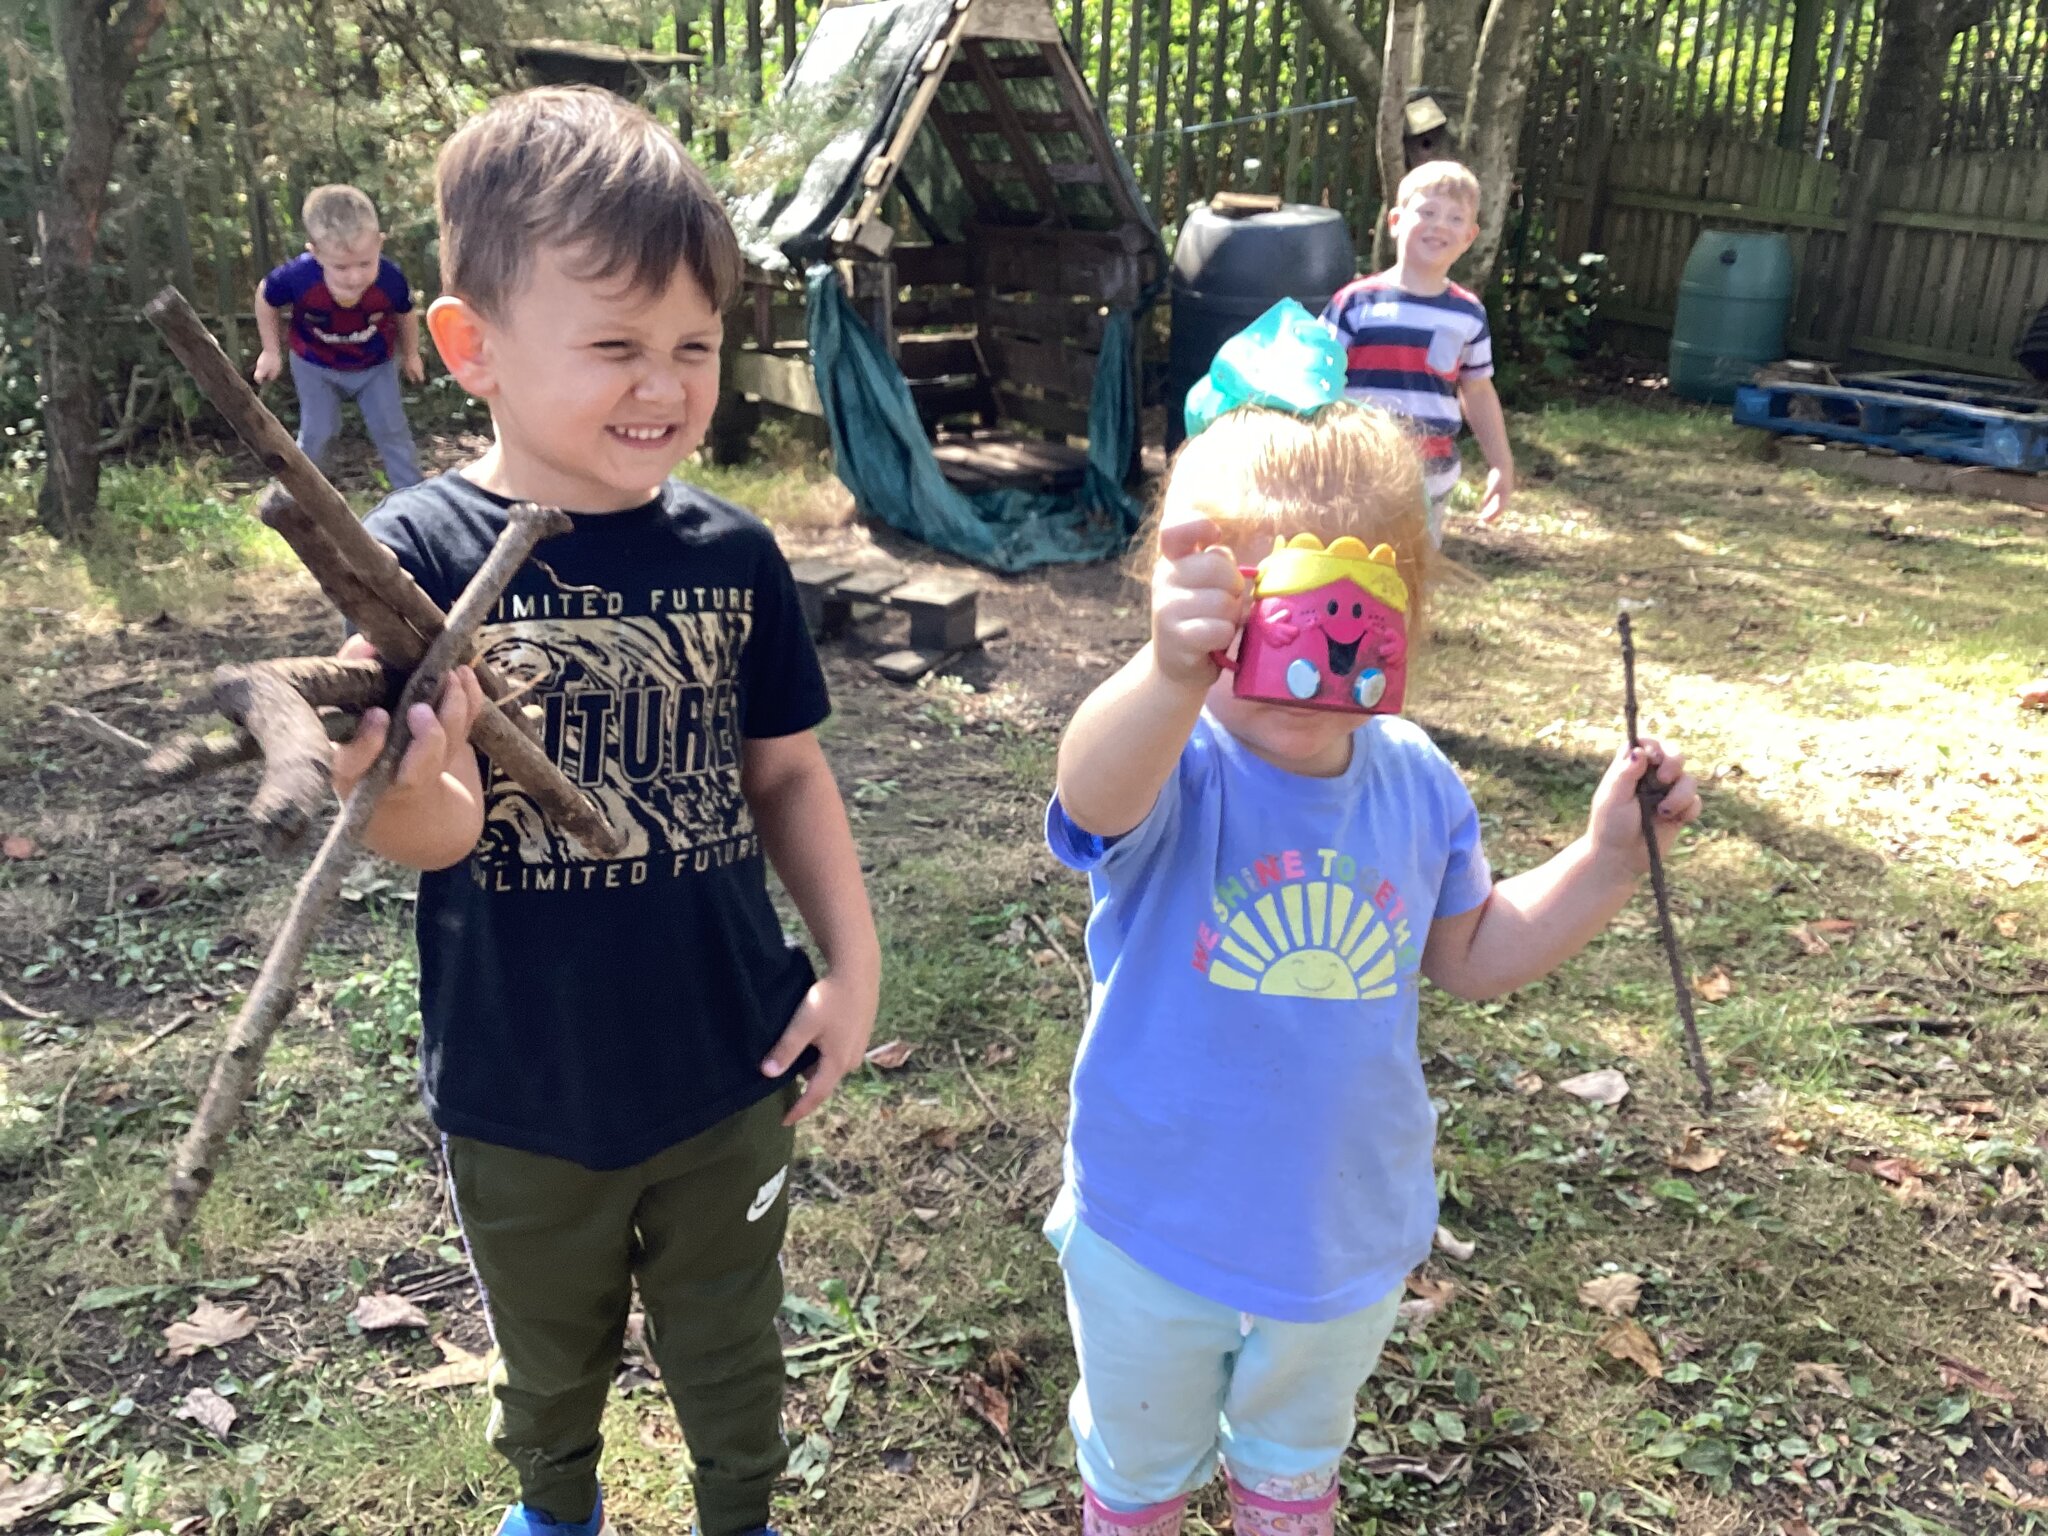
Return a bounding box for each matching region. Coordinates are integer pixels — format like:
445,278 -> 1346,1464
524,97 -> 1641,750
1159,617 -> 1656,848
1082,1487 -> 1185,1536
1225,1474 -> 1337,1536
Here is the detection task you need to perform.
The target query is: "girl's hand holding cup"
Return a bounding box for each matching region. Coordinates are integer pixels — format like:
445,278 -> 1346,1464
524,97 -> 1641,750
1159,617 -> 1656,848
1151,515 -> 1247,690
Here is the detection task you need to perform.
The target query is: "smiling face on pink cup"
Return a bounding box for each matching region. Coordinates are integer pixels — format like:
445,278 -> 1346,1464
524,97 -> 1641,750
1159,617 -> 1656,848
1213,535 -> 1409,716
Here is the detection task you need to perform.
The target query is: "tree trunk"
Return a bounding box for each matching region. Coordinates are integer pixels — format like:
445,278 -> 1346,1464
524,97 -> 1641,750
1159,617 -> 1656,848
34,0 -> 169,539
1375,1 -> 1421,268
1455,0 -> 1541,292
1416,0 -> 1483,125
1861,0 -> 1992,161
1293,0 -> 1383,113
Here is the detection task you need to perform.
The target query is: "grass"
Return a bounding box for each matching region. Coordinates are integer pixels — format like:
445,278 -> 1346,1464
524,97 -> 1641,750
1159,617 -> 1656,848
0,398 -> 2045,1535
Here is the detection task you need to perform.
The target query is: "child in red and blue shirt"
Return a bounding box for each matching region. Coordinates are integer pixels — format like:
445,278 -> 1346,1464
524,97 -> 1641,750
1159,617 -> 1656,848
254,184 -> 424,489
1321,161 -> 1513,545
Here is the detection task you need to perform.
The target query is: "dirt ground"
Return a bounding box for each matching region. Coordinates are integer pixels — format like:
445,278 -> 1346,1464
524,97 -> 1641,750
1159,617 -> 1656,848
3,399 -> 2048,1535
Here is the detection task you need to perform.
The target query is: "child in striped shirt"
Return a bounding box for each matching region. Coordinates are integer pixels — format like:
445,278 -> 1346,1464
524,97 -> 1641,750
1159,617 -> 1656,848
1320,161 -> 1514,545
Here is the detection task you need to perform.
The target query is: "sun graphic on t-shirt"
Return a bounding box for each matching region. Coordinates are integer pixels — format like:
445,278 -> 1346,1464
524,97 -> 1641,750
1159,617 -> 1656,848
1205,879 -> 1401,1001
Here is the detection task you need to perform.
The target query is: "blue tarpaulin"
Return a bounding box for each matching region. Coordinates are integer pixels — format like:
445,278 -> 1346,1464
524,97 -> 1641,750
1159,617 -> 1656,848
805,264 -> 1145,572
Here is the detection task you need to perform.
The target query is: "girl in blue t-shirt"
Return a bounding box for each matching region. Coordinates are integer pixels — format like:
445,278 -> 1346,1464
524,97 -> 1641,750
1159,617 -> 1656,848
1046,317 -> 1701,1536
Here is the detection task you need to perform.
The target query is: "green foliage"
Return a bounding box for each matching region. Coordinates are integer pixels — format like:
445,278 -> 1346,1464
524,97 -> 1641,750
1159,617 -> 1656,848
1489,250 -> 1613,404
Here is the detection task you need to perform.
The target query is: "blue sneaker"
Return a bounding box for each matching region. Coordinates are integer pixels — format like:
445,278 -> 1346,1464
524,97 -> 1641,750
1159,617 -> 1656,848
496,1491 -> 609,1535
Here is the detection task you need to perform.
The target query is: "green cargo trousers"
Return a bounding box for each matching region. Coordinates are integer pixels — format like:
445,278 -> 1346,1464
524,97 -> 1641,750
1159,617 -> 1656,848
445,1084 -> 796,1535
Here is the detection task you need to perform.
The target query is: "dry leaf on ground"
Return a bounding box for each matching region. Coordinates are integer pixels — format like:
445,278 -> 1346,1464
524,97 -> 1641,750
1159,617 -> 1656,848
1792,1361 -> 1852,1398
2,835 -> 39,861
1769,1124 -> 1814,1158
1433,1225 -> 1475,1261
173,1386 -> 238,1437
1939,1355 -> 2016,1402
1982,1468 -> 2048,1511
0,1471 -> 66,1530
1990,1261 -> 2047,1315
1511,1069 -> 1544,1096
1810,918 -> 1859,938
1693,965 -> 1735,1002
1863,1155 -> 1936,1186
1667,1128 -> 1727,1173
958,1371 -> 1011,1439
1994,911 -> 2023,939
1400,1271 -> 1458,1328
2017,677 -> 2048,711
864,1040 -> 914,1070
352,1292 -> 430,1332
1597,1318 -> 1664,1378
163,1298 -> 257,1360
1578,1273 -> 1644,1316
1789,924 -> 1831,956
1556,1069 -> 1630,1107
406,1336 -> 491,1393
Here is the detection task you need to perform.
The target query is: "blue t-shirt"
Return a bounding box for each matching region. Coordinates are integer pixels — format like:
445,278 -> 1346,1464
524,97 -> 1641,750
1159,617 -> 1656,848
261,252 -> 412,371
1046,712 -> 1492,1322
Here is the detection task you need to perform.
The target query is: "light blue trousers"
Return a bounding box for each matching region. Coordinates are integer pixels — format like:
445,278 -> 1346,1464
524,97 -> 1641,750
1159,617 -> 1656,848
289,352 -> 422,489
1049,1197 -> 1401,1513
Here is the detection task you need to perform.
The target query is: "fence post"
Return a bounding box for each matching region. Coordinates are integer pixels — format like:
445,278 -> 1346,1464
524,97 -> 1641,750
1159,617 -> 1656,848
1578,71 -> 1617,255
1776,0 -> 1825,150
1823,136 -> 1889,362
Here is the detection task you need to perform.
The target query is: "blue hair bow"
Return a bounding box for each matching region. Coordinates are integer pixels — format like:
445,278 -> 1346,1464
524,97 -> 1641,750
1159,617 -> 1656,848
1183,298 -> 1349,440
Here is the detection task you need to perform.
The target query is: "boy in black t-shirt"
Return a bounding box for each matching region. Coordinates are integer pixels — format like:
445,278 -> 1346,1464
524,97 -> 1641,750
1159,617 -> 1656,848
329,88 -> 879,1536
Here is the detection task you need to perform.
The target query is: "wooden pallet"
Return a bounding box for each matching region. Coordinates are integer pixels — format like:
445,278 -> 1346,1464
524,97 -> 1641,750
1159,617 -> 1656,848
932,431 -> 1090,493
787,559 -> 1009,682
1733,371 -> 2048,471
1771,438 -> 2048,514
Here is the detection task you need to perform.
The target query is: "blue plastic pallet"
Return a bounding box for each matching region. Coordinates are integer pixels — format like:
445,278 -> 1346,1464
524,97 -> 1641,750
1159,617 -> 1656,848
1732,372 -> 2048,471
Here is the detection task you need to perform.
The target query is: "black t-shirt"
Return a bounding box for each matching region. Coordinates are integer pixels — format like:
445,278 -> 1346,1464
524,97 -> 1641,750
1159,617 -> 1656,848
362,472 -> 831,1168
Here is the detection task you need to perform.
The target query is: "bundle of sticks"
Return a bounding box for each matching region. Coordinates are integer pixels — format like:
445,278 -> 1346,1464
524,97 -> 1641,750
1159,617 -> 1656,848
130,289 -> 627,1238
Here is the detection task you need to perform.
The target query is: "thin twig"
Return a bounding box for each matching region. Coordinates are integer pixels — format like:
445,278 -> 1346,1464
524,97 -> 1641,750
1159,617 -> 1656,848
1026,911 -> 1090,1013
849,1225 -> 890,1308
951,1038 -> 1004,1125
1618,613 -> 1714,1113
49,1060 -> 87,1144
0,987 -> 60,1022
121,1010 -> 197,1059
52,702 -> 152,756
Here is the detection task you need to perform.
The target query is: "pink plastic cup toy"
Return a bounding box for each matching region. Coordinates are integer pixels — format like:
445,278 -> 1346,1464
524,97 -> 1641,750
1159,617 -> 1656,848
1211,534 -> 1409,716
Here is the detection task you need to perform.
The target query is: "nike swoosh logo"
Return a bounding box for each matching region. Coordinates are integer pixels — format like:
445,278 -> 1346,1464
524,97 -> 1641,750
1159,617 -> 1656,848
747,1166 -> 788,1222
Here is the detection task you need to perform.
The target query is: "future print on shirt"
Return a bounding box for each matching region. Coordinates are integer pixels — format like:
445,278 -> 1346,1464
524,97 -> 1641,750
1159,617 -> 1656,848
475,566 -> 761,887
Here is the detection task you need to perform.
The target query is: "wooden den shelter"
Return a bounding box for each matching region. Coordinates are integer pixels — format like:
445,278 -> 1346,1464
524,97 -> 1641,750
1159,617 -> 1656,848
720,0 -> 1164,571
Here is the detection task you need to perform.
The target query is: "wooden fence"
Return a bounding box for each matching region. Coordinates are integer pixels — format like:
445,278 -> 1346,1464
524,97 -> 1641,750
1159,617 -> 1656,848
9,0 -> 2048,390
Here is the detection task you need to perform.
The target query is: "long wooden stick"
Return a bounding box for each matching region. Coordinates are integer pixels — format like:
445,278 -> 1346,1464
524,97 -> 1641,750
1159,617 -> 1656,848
1618,612 -> 1714,1113
143,286 -> 624,859
163,504 -> 572,1238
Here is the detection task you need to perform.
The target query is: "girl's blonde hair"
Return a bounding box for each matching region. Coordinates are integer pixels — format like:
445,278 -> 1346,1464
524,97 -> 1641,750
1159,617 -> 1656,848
1140,400 -> 1439,639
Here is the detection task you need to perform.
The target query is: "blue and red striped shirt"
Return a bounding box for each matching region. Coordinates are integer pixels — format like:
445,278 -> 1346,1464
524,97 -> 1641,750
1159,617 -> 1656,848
1321,275 -> 1493,505
261,253 -> 413,372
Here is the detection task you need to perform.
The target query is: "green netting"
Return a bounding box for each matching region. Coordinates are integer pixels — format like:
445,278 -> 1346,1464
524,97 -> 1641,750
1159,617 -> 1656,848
805,264 -> 1143,572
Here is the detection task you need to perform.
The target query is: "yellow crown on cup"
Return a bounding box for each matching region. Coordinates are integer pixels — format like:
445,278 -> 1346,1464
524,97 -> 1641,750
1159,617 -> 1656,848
1254,534 -> 1408,613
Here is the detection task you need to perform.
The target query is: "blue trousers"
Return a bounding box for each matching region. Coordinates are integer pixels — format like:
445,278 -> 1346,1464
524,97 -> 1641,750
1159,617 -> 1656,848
1049,1195 -> 1401,1512
289,353 -> 422,489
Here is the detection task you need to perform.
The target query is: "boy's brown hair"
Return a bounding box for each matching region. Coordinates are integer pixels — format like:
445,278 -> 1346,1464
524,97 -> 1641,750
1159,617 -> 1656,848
436,86 -> 743,317
1140,400 -> 1441,642
1395,159 -> 1481,217
303,184 -> 380,247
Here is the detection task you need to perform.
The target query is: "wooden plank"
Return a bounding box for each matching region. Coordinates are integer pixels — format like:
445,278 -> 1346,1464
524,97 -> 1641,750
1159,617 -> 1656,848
975,159 -> 1106,183
894,242 -> 974,286
993,382 -> 1091,437
984,50 -> 1057,76
961,40 -> 1066,219
965,0 -> 1065,43
896,292 -> 979,329
911,377 -> 996,420
729,348 -> 823,415
981,331 -> 1098,399
982,292 -> 1109,346
976,228 -> 1139,302
1039,38 -> 1155,232
839,5 -> 977,239
1787,439 -> 2048,511
1824,138 -> 1891,361
945,109 -> 1077,135
922,85 -> 1007,216
898,332 -> 982,377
